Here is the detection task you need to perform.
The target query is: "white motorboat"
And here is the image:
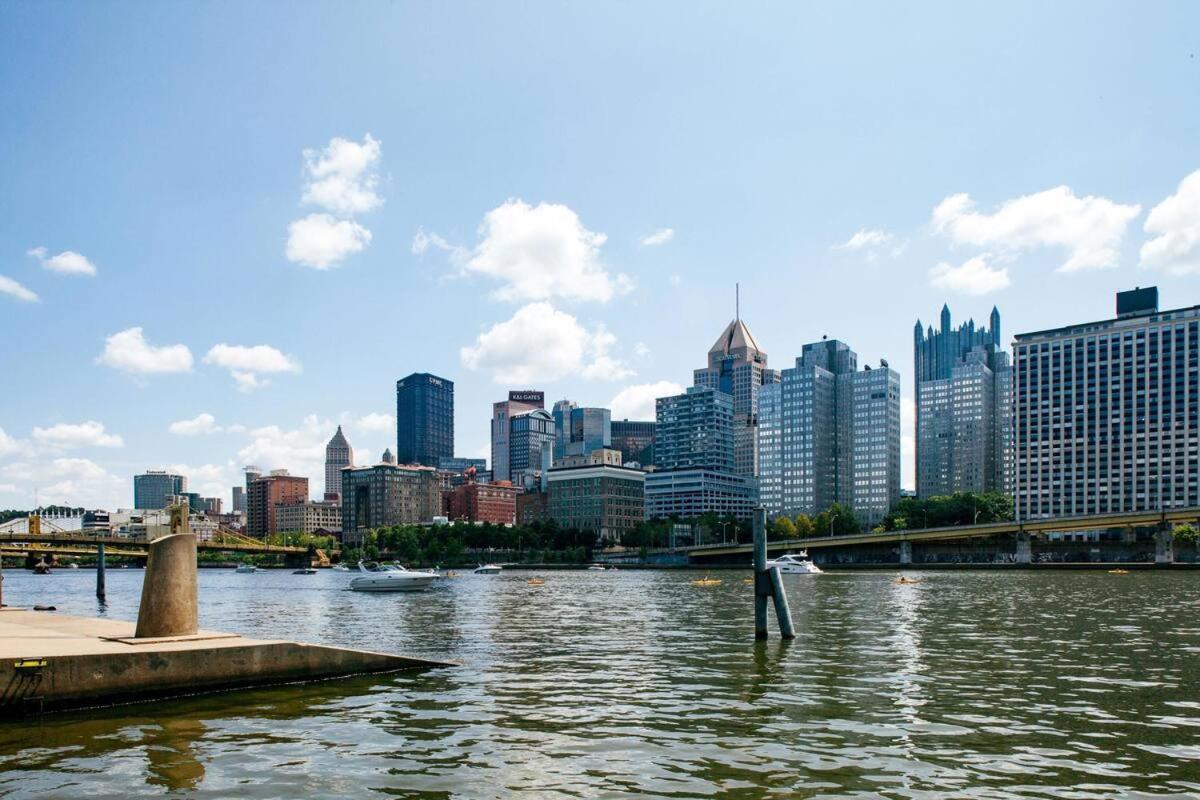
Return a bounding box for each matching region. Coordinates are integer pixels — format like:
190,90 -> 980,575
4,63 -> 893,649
235,563 -> 263,574
292,567 -> 318,575
766,551 -> 823,574
586,564 -> 607,571
331,563 -> 351,572
349,561 -> 437,592
473,563 -> 502,574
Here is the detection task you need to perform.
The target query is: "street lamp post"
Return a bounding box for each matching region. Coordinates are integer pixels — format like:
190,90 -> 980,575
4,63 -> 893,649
829,513 -> 838,537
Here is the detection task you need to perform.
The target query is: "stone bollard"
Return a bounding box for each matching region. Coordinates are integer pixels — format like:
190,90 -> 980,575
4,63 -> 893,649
134,504 -> 198,639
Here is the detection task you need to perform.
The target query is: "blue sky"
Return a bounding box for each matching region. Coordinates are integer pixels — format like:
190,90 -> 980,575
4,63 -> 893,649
2,2 -> 1198,509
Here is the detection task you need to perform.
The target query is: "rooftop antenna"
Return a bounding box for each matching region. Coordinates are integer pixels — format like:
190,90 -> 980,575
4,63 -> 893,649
736,283 -> 740,321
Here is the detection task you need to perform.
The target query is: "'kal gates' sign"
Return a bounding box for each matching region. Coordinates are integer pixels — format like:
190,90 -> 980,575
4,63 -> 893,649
509,390 -> 544,404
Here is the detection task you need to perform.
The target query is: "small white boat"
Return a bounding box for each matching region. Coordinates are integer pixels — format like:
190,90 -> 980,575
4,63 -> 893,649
766,551 -> 823,575
349,561 -> 436,592
586,564 -> 607,571
235,563 -> 263,574
292,567 -> 318,575
474,563 -> 502,574
332,563 -> 350,572
67,562 -> 80,569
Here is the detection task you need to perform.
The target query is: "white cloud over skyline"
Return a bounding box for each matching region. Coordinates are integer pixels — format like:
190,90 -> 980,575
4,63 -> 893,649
639,228 -> 674,246
932,186 -> 1141,272
609,381 -> 684,421
928,255 -> 1011,296
97,327 -> 194,374
31,421 -> 123,449
1140,168 -> 1200,276
27,246 -> 98,276
168,413 -> 222,436
204,343 -> 301,392
0,275 -> 38,302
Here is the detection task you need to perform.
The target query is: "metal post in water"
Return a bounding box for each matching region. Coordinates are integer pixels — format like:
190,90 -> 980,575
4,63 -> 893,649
753,508 -> 769,639
753,507 -> 795,640
768,566 -> 796,639
96,542 -> 106,602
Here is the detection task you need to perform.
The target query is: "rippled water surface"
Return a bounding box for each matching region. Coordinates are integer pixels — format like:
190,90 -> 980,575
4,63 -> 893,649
1,568 -> 1199,799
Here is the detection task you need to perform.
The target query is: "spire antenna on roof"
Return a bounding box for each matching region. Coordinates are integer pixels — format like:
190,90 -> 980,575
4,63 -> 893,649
736,283 -> 740,321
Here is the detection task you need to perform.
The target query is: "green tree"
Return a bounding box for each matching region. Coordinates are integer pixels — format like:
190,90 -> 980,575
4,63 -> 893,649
793,514 -> 815,538
771,516 -> 797,538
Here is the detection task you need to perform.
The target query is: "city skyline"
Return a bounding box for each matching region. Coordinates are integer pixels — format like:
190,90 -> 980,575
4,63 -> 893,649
4,4 -> 1200,511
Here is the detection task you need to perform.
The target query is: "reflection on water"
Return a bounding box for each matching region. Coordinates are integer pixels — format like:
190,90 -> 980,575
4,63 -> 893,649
1,568 -> 1198,798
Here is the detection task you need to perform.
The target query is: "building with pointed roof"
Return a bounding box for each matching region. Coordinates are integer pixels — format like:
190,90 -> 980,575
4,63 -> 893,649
913,305 -> 1012,499
324,425 -> 353,502
693,296 -> 778,478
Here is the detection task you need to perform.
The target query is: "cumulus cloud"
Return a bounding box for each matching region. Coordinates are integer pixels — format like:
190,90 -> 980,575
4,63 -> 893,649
411,227 -> 466,260
0,457 -> 126,508
835,229 -> 893,250
639,228 -> 674,246
301,134 -> 383,216
1140,168 -> 1200,276
609,381 -> 684,421
27,246 -> 98,276
633,342 -> 650,357
238,414 -> 331,482
931,187 -> 1140,272
423,199 -> 633,304
286,213 -> 372,269
97,327 -> 193,374
168,412 -> 221,436
164,461 -> 238,500
31,421 -> 123,449
460,302 -> 632,384
0,275 -> 39,303
928,255 -> 1010,296
204,344 -> 301,391
0,427 -> 28,457
355,412 -> 395,433
286,134 -> 381,270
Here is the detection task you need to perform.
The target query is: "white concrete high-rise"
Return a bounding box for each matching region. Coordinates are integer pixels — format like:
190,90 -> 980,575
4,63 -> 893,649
324,425 -> 353,502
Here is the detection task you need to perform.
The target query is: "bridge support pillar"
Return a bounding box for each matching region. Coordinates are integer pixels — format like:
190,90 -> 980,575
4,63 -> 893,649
753,508 -> 794,640
134,505 -> 198,639
899,541 -> 912,565
1155,527 -> 1175,565
1015,532 -> 1032,565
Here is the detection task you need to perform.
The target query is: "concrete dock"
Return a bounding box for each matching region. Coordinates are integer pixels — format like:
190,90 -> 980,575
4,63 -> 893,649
0,608 -> 454,716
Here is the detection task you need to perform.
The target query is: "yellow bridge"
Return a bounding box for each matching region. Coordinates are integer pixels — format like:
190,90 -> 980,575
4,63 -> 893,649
0,527 -> 311,558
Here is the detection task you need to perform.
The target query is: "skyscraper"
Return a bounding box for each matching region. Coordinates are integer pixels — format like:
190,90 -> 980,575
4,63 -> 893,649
913,305 -> 1012,498
611,419 -> 655,466
491,390 -> 545,482
324,425 -> 353,502
396,373 -> 455,467
1014,287 -> 1200,519
645,386 -> 756,520
758,339 -> 901,525
551,399 -> 611,461
246,470 -> 309,537
693,307 -> 778,478
133,470 -> 187,510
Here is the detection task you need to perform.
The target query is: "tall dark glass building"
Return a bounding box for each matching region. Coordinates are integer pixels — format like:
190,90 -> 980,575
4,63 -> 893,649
396,373 -> 454,467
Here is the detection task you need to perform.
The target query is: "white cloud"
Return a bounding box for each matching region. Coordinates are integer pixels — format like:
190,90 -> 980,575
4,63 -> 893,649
928,255 -> 1010,296
301,134 -> 383,216
0,275 -> 39,303
168,412 -> 221,436
238,414 -> 331,483
460,302 -> 632,384
0,427 -> 28,457
1140,168 -> 1200,276
355,412 -> 395,433
411,227 -> 466,260
640,228 -> 674,246
204,344 -> 301,391
286,213 -> 372,269
97,327 -> 193,374
633,342 -> 650,357
609,381 -> 684,421
27,246 -> 97,276
0,457 -> 126,508
669,274 -> 682,286
436,199 -> 631,303
165,462 -> 238,500
31,421 -> 123,449
932,187 -> 1140,272
835,229 -> 893,250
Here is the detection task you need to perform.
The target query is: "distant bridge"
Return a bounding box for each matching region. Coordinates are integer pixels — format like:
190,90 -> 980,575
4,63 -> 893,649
678,507 -> 1200,564
0,528 -> 310,557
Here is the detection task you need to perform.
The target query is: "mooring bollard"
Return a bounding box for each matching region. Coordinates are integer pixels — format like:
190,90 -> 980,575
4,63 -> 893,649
133,503 -> 198,639
753,507 -> 795,640
96,542 -> 106,602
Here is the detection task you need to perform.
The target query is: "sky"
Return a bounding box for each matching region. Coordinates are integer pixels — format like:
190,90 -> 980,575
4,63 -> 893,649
2,2 -> 1198,510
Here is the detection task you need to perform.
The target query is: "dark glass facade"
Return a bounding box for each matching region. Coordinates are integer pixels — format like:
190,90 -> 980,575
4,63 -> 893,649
396,373 -> 454,467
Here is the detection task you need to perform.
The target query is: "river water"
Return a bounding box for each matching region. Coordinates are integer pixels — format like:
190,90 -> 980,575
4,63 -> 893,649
0,567 -> 1198,799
